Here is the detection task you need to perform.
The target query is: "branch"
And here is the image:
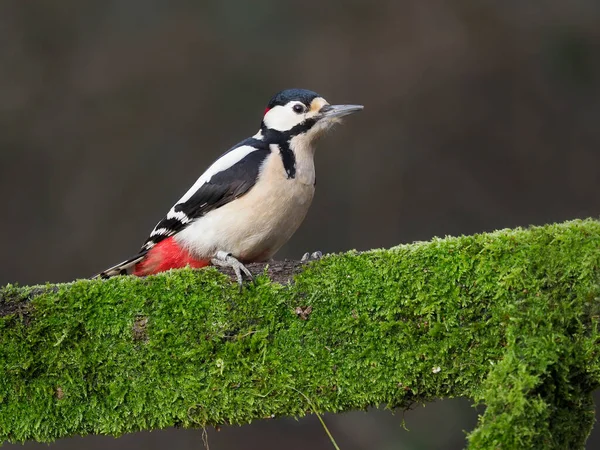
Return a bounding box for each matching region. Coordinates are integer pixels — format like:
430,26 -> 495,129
1,219 -> 599,449
0,259 -> 307,319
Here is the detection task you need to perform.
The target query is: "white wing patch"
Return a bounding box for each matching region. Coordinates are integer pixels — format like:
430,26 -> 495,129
177,145 -> 259,205
142,143 -> 267,251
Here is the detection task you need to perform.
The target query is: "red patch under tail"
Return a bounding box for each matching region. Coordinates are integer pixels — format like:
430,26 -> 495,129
133,237 -> 209,276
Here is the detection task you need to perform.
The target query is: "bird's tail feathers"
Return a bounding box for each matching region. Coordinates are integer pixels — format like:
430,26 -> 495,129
93,251 -> 148,279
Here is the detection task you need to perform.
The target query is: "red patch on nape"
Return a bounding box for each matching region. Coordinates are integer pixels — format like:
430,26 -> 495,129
263,107 -> 271,116
133,236 -> 209,276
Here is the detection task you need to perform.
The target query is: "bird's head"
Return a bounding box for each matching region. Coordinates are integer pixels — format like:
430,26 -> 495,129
260,89 -> 363,144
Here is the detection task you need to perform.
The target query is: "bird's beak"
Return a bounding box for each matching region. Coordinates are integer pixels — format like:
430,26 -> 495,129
319,104 -> 364,119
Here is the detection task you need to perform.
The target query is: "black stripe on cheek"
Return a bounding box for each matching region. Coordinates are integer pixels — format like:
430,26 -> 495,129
287,117 -> 318,137
260,117 -> 318,141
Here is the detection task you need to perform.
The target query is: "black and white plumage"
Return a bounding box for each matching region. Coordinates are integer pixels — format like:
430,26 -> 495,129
143,138 -> 271,251
98,89 -> 363,285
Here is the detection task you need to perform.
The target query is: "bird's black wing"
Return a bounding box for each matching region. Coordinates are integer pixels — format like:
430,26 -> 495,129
141,140 -> 270,251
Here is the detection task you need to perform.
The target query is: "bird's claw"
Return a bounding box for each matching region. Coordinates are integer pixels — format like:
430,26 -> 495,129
301,251 -> 323,262
211,251 -> 253,291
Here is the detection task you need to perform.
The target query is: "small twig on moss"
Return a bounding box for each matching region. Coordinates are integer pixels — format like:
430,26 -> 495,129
289,386 -> 341,450
201,427 -> 210,450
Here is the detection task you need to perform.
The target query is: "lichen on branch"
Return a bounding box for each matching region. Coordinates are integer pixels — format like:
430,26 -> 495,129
1,219 -> 599,449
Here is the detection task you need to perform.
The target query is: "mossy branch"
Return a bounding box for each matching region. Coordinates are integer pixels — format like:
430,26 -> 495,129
1,219 -> 599,449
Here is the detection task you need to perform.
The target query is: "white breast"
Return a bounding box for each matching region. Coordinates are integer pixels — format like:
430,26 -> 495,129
175,146 -> 315,262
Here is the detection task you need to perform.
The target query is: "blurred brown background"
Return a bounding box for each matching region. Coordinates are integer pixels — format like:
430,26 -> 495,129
1,0 -> 599,448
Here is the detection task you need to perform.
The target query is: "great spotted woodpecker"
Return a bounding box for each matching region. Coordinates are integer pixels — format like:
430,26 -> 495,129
97,89 -> 363,286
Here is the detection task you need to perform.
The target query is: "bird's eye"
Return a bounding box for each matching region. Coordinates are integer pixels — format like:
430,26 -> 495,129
292,104 -> 305,114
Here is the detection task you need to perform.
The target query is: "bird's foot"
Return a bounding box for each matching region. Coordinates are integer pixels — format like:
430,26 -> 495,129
211,251 -> 253,290
301,251 -> 323,262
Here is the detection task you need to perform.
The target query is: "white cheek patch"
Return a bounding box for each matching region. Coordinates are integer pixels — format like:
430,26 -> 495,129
263,104 -> 306,132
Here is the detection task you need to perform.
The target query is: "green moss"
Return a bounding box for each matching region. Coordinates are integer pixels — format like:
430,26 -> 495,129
1,219 -> 599,448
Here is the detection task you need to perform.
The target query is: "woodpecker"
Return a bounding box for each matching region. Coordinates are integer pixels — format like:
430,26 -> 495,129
97,89 -> 363,286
